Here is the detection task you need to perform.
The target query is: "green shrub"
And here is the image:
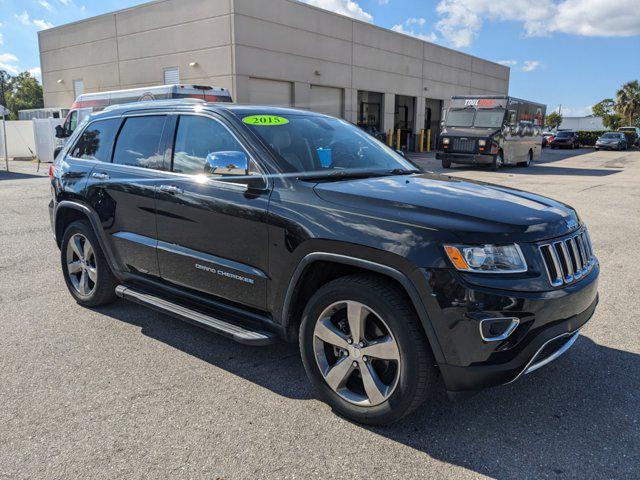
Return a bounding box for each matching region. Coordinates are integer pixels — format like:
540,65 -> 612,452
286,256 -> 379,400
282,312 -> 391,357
576,131 -> 606,146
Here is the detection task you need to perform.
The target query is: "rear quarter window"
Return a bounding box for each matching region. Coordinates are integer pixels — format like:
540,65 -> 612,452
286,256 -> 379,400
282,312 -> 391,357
69,118 -> 120,162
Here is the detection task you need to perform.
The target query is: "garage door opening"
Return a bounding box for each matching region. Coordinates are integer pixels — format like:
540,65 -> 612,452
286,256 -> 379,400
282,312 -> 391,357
309,85 -> 343,118
248,78 -> 293,107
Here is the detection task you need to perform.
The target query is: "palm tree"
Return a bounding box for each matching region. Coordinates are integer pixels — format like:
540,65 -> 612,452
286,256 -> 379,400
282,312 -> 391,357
615,80 -> 640,126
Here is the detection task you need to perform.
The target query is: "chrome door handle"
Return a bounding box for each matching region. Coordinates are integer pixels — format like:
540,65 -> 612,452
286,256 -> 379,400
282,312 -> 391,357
91,172 -> 110,180
159,185 -> 183,195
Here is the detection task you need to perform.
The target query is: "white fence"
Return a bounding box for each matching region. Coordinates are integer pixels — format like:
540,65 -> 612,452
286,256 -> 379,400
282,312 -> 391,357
0,120 -> 37,159
33,118 -> 63,164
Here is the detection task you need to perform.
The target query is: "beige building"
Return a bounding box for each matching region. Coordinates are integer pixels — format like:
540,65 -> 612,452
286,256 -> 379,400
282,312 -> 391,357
38,0 -> 509,140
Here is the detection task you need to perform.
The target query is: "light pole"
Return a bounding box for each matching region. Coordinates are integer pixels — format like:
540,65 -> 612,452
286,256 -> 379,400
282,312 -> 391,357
0,73 -> 8,172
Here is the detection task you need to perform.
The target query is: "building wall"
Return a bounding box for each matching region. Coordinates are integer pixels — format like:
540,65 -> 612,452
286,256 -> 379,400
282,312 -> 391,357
39,0 -> 234,108
39,0 -> 509,133
560,116 -> 605,132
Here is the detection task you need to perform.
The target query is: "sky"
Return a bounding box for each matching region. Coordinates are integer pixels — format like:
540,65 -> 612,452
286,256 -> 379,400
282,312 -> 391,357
0,0 -> 639,116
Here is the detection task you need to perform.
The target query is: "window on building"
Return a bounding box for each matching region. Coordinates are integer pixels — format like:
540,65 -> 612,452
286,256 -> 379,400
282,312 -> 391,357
172,115 -> 257,177
73,79 -> 84,99
164,67 -> 180,85
113,116 -> 166,169
70,119 -> 120,162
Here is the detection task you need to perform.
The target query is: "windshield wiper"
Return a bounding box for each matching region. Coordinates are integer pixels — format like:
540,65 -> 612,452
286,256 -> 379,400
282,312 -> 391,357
299,170 -> 390,182
387,168 -> 421,176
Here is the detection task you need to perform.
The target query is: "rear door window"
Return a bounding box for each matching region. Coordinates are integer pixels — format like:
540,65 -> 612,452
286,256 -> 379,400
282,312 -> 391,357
69,119 -> 119,162
113,116 -> 167,169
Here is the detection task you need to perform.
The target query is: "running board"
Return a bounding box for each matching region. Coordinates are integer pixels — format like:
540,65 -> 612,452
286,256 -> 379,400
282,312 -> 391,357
115,285 -> 278,346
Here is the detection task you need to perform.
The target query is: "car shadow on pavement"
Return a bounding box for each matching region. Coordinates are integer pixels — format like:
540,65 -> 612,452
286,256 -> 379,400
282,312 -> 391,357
99,302 -> 638,478
0,170 -> 47,180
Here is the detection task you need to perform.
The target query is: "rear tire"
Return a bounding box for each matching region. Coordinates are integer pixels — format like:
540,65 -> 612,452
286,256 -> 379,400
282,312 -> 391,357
441,158 -> 452,169
299,274 -> 436,426
61,220 -> 118,307
517,149 -> 533,167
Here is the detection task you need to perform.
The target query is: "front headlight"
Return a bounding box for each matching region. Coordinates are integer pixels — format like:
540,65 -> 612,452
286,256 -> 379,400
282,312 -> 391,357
444,244 -> 527,273
478,139 -> 487,147
442,137 -> 450,146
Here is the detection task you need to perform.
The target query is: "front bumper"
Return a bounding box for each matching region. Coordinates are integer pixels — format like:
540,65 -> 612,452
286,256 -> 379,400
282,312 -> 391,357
416,264 -> 599,393
436,152 -> 495,165
595,143 -> 621,150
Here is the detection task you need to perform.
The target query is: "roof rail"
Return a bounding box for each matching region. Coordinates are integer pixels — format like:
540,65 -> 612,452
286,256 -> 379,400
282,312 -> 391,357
102,97 -> 207,112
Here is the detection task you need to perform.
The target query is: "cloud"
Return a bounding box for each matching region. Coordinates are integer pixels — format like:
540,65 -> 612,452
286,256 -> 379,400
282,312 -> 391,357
28,67 -> 42,81
40,1 -> 53,11
497,60 -> 517,67
303,0 -> 373,22
522,60 -> 541,72
33,19 -> 54,30
406,17 -> 427,27
435,0 -> 640,48
0,33 -> 3,47
16,11 -> 31,26
0,53 -> 20,75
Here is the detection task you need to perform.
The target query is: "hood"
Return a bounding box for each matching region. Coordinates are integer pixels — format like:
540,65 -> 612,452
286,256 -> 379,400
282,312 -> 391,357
313,173 -> 579,243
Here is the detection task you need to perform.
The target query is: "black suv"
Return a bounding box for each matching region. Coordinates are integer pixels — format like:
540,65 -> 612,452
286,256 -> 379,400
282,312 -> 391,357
49,101 -> 599,425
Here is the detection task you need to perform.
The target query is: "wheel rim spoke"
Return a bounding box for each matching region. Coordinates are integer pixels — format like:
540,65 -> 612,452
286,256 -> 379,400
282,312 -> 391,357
83,241 -> 93,262
362,336 -> 400,362
360,362 -> 388,405
79,270 -> 89,295
71,235 -> 83,259
315,318 -> 349,349
346,301 -> 367,343
86,266 -> 97,283
323,356 -> 354,392
67,261 -> 83,274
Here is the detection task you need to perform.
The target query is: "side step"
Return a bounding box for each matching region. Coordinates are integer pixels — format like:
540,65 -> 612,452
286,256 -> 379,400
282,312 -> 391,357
115,285 -> 278,347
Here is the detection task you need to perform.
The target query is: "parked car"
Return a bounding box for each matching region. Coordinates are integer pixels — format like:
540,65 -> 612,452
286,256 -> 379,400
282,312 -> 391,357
595,132 -> 628,151
549,131 -> 580,149
618,126 -> 640,147
49,101 -> 599,426
542,132 -> 555,148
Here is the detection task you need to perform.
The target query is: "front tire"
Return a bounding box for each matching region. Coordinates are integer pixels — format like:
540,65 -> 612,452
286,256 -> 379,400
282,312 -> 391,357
441,157 -> 452,169
299,274 -> 436,425
492,152 -> 504,171
61,220 -> 118,307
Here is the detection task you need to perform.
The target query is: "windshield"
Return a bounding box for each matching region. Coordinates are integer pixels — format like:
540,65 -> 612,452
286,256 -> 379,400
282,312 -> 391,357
445,109 -> 475,127
242,113 -> 416,177
556,131 -> 572,138
602,133 -> 621,139
473,109 -> 505,128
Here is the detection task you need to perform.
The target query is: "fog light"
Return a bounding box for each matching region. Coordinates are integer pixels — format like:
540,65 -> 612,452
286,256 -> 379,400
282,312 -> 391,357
479,317 -> 520,342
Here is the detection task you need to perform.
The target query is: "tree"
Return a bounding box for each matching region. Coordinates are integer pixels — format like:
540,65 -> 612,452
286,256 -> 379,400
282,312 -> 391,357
592,98 -> 623,130
5,72 -> 43,120
615,80 -> 640,127
546,111 -> 563,130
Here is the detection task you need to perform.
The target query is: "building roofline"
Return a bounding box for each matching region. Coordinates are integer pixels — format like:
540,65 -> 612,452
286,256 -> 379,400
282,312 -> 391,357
39,0 -> 509,72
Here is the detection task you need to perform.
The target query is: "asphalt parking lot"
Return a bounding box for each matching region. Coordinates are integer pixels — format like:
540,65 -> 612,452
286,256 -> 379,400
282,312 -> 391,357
1,148 -> 638,479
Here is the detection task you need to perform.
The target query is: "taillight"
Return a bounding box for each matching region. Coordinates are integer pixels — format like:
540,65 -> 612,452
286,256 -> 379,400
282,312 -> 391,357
49,165 -> 54,178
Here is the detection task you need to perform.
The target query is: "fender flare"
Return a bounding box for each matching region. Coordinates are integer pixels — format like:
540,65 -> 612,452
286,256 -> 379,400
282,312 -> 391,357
54,200 -> 123,277
281,252 -> 446,364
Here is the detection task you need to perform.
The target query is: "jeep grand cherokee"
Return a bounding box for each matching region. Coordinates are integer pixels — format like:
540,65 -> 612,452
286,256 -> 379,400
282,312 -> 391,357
49,100 -> 599,425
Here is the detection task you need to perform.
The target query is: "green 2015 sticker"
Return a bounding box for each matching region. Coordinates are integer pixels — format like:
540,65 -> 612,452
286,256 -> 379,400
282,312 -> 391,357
243,115 -> 289,126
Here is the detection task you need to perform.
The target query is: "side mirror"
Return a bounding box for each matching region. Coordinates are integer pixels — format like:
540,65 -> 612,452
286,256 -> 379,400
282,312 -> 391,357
205,151 -> 249,177
55,125 -> 69,139
396,150 -> 406,158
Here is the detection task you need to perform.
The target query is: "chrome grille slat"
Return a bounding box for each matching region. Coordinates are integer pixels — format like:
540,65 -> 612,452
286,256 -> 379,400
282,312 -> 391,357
452,138 -> 476,153
539,228 -> 596,287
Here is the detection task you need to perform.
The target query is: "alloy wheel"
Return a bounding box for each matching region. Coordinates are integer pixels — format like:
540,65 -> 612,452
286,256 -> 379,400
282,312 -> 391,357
65,233 -> 97,297
312,301 -> 401,407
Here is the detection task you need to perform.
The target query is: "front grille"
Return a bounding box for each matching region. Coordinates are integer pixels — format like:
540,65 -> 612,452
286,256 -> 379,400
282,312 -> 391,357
452,138 -> 476,153
539,229 -> 596,287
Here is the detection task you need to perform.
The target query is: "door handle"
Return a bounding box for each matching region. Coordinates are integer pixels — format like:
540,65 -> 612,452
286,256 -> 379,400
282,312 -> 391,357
91,172 -> 110,180
159,185 -> 183,195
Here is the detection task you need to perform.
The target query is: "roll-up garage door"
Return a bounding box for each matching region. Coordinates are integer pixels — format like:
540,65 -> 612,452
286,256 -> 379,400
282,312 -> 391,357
309,85 -> 343,118
248,78 -> 293,107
